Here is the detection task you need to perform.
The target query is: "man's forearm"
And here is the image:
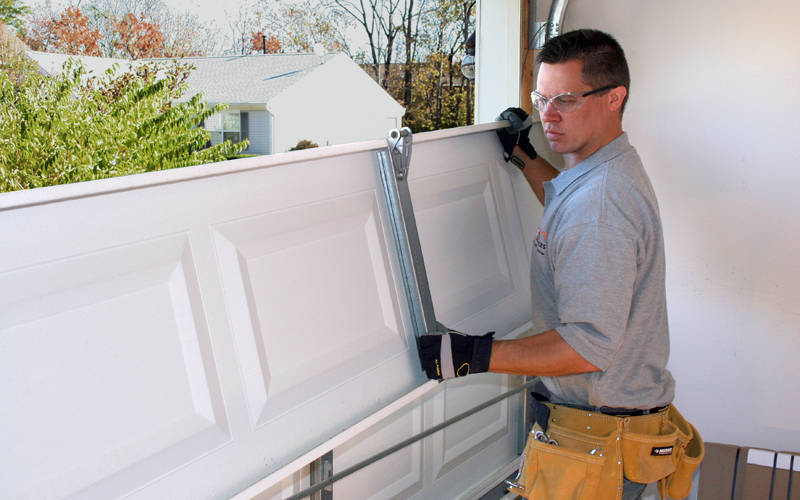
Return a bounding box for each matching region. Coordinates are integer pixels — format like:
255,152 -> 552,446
513,145 -> 560,205
488,329 -> 600,377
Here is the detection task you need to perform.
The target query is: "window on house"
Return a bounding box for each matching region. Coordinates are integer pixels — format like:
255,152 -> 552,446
205,111 -> 243,146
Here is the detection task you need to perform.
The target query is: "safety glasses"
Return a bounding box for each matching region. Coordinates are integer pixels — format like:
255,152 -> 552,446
531,85 -> 617,114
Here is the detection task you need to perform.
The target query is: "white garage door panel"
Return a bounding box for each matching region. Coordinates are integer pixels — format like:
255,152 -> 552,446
409,130 -> 531,337
334,401 -> 424,500
0,233 -> 229,500
0,144 -> 423,499
412,166 -> 515,322
306,126 -> 533,500
1,123 -> 535,500
330,374 -> 522,500
212,190 -> 406,428
433,377 -> 513,477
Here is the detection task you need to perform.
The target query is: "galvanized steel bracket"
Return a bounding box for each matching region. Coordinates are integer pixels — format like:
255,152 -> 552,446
377,128 -> 437,341
387,127 -> 413,180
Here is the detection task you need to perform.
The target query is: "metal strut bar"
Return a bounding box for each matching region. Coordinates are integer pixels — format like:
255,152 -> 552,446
283,379 -> 538,500
376,128 -> 437,341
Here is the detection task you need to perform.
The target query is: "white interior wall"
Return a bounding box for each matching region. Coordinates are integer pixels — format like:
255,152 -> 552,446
475,0 -> 522,123
479,0 -> 800,453
564,0 -> 800,453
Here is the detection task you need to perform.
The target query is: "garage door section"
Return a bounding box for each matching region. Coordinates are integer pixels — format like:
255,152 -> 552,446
0,123 -> 535,499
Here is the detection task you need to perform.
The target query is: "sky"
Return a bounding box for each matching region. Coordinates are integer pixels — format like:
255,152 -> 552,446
172,0 -> 251,29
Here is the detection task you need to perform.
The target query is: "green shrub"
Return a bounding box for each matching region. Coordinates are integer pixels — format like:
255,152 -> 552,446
289,139 -> 319,151
0,56 -> 248,192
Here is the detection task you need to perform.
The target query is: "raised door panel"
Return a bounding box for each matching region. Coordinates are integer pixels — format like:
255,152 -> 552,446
421,374 -> 523,500
428,375 -> 516,482
0,124 -> 535,500
333,401 -> 424,500
0,145 -> 424,499
0,234 -> 229,500
293,125 -> 534,500
408,130 -> 532,337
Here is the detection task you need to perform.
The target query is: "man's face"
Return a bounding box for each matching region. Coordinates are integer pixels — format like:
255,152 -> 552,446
535,60 -> 622,168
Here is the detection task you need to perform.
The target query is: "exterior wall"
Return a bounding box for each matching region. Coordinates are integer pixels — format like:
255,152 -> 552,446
207,108 -> 271,156
478,0 -> 800,453
268,54 -> 405,153
245,110 -> 271,155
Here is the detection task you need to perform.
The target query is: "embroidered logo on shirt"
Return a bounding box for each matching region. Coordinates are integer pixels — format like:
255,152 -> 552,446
534,228 -> 548,255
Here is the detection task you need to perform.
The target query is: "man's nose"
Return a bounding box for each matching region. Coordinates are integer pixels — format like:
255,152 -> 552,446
540,101 -> 560,122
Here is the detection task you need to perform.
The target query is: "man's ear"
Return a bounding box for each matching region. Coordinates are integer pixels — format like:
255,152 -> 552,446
608,86 -> 627,112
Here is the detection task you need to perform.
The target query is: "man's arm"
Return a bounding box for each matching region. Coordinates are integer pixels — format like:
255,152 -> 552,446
418,326 -> 600,381
512,145 -> 560,205
489,329 -> 600,377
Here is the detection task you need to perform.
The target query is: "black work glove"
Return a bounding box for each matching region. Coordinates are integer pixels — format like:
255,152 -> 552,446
418,323 -> 494,380
495,107 -> 538,168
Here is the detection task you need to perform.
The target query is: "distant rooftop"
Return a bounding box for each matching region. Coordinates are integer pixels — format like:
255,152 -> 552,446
146,52 -> 339,105
27,51 -> 133,79
24,51 -> 345,107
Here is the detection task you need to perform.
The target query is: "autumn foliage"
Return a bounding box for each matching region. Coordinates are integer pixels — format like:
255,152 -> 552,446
249,31 -> 282,54
113,13 -> 166,59
22,2 -> 212,59
26,6 -> 102,56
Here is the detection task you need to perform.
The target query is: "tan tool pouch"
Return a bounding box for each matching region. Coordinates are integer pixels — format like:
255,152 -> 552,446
658,406 -> 705,500
507,404 -> 621,500
620,413 -> 679,484
508,403 -> 703,500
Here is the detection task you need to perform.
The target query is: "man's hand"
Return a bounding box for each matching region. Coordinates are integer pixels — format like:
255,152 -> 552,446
418,325 -> 494,380
496,107 -> 538,167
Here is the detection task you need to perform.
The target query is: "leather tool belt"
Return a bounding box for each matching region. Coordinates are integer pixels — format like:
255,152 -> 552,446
506,402 -> 704,500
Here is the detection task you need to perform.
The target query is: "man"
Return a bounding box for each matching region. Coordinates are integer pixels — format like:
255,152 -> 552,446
419,30 -> 676,499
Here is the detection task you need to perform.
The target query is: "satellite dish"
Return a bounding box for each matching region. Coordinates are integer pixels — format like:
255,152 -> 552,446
313,43 -> 326,58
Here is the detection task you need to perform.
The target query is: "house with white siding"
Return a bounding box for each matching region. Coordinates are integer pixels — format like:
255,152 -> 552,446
26,51 -> 406,156
160,52 -> 405,155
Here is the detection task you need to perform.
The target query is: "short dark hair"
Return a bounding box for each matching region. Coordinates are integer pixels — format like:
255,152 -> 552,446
536,29 -> 630,114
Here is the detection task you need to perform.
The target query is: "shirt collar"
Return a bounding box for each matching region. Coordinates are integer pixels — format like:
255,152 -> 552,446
547,132 -> 631,198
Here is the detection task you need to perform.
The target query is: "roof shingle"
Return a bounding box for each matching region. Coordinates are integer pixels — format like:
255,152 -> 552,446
148,52 -> 338,105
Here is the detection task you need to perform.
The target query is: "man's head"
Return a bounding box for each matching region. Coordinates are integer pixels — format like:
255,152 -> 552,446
536,29 -> 630,114
533,30 -> 630,168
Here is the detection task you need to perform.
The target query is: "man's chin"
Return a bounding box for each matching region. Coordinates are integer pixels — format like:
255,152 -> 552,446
547,140 -> 567,154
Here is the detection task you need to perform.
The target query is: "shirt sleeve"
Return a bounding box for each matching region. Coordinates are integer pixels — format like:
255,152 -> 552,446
551,220 -> 641,371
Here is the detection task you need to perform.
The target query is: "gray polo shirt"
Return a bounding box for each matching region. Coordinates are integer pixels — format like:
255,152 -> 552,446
532,133 -> 675,409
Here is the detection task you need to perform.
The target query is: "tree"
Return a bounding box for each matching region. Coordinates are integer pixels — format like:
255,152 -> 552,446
328,0 -> 403,85
1,0 -> 30,31
1,22 -> 38,84
246,1 -> 352,56
0,56 -> 246,192
157,10 -> 217,57
25,6 -> 103,56
24,0 -> 218,58
113,12 -> 165,58
223,4 -> 257,55
249,31 -> 282,54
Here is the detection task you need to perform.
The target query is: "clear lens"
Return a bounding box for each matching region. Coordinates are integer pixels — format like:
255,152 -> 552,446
531,93 -> 547,112
553,95 -> 580,112
531,92 -> 586,113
